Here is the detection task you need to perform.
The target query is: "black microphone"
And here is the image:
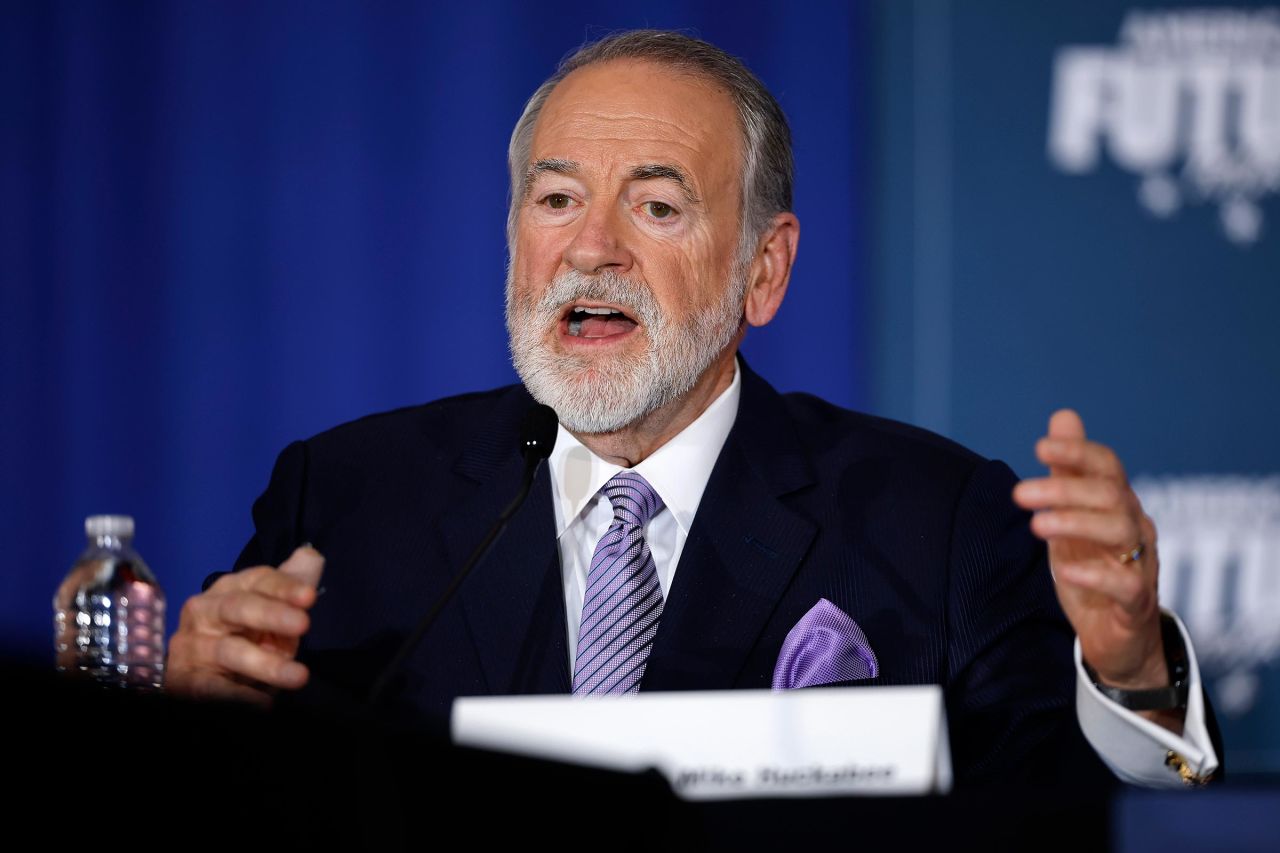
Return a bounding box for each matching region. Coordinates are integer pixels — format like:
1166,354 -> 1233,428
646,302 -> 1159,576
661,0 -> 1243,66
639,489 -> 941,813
517,403 -> 559,478
368,404 -> 558,706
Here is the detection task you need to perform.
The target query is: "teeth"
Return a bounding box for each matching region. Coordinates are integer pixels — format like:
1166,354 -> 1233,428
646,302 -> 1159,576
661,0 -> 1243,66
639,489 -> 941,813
578,306 -> 620,315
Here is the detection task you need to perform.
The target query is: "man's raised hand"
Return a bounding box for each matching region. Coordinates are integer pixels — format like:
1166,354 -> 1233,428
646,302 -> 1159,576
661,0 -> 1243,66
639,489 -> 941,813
1012,411 -> 1171,702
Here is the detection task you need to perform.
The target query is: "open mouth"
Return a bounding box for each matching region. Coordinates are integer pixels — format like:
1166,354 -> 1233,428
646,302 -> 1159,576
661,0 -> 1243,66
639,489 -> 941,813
562,302 -> 640,340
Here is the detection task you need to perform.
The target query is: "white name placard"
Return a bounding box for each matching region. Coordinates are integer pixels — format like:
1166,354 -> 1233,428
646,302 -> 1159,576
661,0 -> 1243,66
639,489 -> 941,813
452,686 -> 952,799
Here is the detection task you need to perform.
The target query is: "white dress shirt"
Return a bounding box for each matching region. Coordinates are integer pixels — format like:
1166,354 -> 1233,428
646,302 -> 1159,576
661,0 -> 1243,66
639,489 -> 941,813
546,359 -> 1219,786
551,361 -> 742,665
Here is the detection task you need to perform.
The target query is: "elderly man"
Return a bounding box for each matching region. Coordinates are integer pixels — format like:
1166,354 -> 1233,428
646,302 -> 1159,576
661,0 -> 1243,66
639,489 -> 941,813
167,31 -> 1220,787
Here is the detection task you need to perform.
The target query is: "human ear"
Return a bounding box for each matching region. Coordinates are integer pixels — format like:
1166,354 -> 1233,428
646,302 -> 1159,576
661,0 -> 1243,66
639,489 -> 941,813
743,212 -> 799,328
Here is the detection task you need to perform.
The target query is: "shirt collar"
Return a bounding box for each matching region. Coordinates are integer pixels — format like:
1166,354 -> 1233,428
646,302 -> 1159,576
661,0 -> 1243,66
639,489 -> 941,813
548,358 -> 742,538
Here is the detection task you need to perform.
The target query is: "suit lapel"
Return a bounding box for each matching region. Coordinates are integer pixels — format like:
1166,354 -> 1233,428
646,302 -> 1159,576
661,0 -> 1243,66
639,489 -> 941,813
438,388 -> 572,697
641,362 -> 817,691
436,361 -> 818,696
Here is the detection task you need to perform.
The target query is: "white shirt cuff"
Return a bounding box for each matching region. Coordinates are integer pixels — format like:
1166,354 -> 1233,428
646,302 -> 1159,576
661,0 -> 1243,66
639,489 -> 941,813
1074,611 -> 1220,787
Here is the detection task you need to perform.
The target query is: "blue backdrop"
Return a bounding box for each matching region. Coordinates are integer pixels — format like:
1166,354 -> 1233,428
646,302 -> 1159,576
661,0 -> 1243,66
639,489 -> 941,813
870,0 -> 1280,775
4,0 -> 1277,776
0,0 -> 870,649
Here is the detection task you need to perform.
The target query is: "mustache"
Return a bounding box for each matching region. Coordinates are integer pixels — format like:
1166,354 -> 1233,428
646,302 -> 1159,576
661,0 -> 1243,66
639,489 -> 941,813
529,270 -> 664,328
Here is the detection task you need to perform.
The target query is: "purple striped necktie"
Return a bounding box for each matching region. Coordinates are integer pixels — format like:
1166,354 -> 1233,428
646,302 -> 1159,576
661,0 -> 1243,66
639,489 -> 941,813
572,471 -> 665,695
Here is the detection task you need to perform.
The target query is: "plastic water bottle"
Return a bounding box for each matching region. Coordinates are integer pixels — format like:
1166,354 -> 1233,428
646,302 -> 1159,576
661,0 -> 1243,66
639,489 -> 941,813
53,515 -> 166,688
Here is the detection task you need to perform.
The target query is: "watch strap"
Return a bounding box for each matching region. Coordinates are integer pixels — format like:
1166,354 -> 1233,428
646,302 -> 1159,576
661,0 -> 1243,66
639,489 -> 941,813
1084,613 -> 1190,711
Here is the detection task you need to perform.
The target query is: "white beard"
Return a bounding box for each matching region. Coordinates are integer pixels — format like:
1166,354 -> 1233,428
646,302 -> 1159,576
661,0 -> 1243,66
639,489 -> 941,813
506,267 -> 745,434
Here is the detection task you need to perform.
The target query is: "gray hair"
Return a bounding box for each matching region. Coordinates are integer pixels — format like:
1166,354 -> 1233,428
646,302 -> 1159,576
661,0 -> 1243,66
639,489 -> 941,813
505,30 -> 794,265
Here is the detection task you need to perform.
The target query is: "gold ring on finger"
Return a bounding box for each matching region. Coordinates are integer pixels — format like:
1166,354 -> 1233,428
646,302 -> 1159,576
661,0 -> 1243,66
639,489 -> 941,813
1118,543 -> 1144,564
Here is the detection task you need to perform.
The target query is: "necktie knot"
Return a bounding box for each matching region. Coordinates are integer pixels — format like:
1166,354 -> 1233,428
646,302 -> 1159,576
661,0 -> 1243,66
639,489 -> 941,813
603,471 -> 664,527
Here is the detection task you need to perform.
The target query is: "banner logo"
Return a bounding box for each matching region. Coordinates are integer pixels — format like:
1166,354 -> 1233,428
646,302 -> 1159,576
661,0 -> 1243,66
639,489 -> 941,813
1136,474 -> 1280,716
1048,8 -> 1280,245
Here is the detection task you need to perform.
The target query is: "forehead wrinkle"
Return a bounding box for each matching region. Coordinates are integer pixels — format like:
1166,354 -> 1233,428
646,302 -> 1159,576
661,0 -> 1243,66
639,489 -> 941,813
538,60 -> 742,157
544,110 -> 711,149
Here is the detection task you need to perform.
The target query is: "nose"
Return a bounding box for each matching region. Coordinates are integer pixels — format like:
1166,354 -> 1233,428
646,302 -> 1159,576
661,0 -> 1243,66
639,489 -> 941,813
562,200 -> 634,275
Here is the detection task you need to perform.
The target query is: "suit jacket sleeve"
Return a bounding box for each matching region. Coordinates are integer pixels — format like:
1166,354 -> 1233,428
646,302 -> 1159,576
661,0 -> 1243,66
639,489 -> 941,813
942,457 -> 1114,787
203,440 -> 309,588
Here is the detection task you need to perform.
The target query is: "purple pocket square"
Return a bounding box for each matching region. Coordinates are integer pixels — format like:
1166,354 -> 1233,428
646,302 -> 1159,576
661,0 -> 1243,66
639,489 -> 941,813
771,598 -> 878,690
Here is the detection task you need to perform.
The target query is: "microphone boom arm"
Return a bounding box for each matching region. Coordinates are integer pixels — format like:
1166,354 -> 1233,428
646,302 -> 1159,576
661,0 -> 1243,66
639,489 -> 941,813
367,404 -> 558,707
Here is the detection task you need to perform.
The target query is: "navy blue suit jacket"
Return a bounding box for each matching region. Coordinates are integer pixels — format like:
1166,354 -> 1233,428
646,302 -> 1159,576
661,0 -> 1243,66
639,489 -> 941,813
233,361 -> 1117,786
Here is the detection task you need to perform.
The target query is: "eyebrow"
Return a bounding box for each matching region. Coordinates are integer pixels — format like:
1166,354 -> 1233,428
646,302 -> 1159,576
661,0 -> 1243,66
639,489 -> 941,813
523,158 -> 703,207
523,158 -> 579,199
628,163 -> 702,206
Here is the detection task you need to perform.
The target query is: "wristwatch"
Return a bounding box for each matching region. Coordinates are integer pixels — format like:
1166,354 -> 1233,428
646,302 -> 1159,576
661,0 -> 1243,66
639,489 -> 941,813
1083,613 -> 1190,711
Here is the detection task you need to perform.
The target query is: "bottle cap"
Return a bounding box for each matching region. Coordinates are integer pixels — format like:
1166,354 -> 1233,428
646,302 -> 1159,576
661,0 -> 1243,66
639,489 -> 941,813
85,515 -> 135,539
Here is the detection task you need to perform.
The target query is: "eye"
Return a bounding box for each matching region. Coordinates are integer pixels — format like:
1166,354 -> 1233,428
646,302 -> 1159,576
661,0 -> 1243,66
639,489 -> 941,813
543,193 -> 572,210
642,201 -> 676,220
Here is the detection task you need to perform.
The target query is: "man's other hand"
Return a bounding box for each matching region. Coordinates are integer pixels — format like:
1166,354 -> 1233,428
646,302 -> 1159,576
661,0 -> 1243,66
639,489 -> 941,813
165,545 -> 324,708
1012,411 -> 1181,731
